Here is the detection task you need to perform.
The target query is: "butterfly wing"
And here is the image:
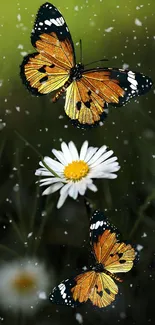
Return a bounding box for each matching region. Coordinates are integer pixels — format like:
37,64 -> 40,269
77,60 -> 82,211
20,2 -> 75,95
83,68 -> 153,106
64,68 -> 153,127
90,210 -> 136,274
49,271 -> 118,308
64,79 -> 109,127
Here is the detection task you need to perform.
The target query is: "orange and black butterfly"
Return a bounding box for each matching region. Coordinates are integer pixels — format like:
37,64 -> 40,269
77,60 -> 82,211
20,2 -> 153,128
49,210 -> 137,308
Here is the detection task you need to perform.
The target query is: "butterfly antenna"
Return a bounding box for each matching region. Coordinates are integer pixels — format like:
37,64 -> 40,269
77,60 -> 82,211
85,59 -> 109,67
80,39 -> 83,63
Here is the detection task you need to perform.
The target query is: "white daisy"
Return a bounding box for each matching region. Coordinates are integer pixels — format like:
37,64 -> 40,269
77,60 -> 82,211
0,258 -> 53,313
35,141 -> 120,209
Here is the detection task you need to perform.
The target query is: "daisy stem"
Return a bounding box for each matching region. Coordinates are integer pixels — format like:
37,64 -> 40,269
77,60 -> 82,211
14,130 -> 60,178
41,159 -> 60,178
14,130 -> 41,157
129,189 -> 155,238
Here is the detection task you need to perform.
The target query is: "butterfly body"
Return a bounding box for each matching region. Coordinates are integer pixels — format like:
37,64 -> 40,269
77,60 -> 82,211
20,2 -> 153,127
92,263 -> 123,283
52,63 -> 84,102
49,210 -> 136,308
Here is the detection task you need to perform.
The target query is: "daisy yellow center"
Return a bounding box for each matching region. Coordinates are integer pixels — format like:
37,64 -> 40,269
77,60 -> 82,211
64,160 -> 89,181
12,272 -> 36,293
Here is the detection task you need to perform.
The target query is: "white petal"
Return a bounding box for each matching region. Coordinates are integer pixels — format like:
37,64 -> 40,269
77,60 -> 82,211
39,161 -> 44,167
90,155 -> 117,168
42,183 -> 63,195
57,191 -> 68,209
80,141 -> 88,160
35,170 -> 52,177
89,151 -> 115,168
93,162 -> 120,175
44,156 -> 64,172
84,147 -> 98,163
102,173 -> 118,179
68,183 -> 78,199
61,142 -> 73,163
60,182 -> 71,195
87,183 -> 98,192
88,147 -> 111,166
68,141 -> 79,160
39,178 -> 65,187
39,177 -> 63,183
52,149 -> 67,165
76,180 -> 87,196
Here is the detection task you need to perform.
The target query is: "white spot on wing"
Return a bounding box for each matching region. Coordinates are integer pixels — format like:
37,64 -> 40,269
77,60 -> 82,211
45,20 -> 52,26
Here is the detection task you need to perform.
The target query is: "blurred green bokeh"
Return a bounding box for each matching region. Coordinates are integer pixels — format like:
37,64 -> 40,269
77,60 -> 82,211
0,0 -> 155,324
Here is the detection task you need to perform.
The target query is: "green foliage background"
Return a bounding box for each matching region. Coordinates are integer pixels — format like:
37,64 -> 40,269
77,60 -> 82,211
0,0 -> 155,324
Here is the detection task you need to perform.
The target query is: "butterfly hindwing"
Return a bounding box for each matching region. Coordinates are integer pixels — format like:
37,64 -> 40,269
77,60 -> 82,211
49,277 -> 80,307
90,210 -> 136,273
20,2 -> 75,96
49,271 -> 118,308
65,79 -> 108,128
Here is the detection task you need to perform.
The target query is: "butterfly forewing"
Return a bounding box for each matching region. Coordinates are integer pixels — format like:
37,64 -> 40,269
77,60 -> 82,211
90,210 -> 136,273
20,2 -> 75,96
31,2 -> 75,54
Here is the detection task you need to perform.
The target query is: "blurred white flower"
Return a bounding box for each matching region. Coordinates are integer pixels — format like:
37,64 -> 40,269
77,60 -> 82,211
35,141 -> 120,208
0,258 -> 52,313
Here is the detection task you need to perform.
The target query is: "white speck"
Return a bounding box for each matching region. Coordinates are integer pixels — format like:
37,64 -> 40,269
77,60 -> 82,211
20,51 -> 28,56
27,232 -> 33,238
122,63 -> 129,70
136,244 -> 143,251
0,80 -> 3,87
76,313 -> 83,324
82,266 -> 87,271
135,18 -> 142,26
120,312 -> 126,319
16,106 -> 20,112
13,184 -> 19,192
17,14 -> 21,21
17,44 -> 23,49
64,231 -> 68,235
89,20 -> 95,27
141,232 -> 147,238
38,291 -> 47,300
105,27 -> 113,33
74,6 -> 79,11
